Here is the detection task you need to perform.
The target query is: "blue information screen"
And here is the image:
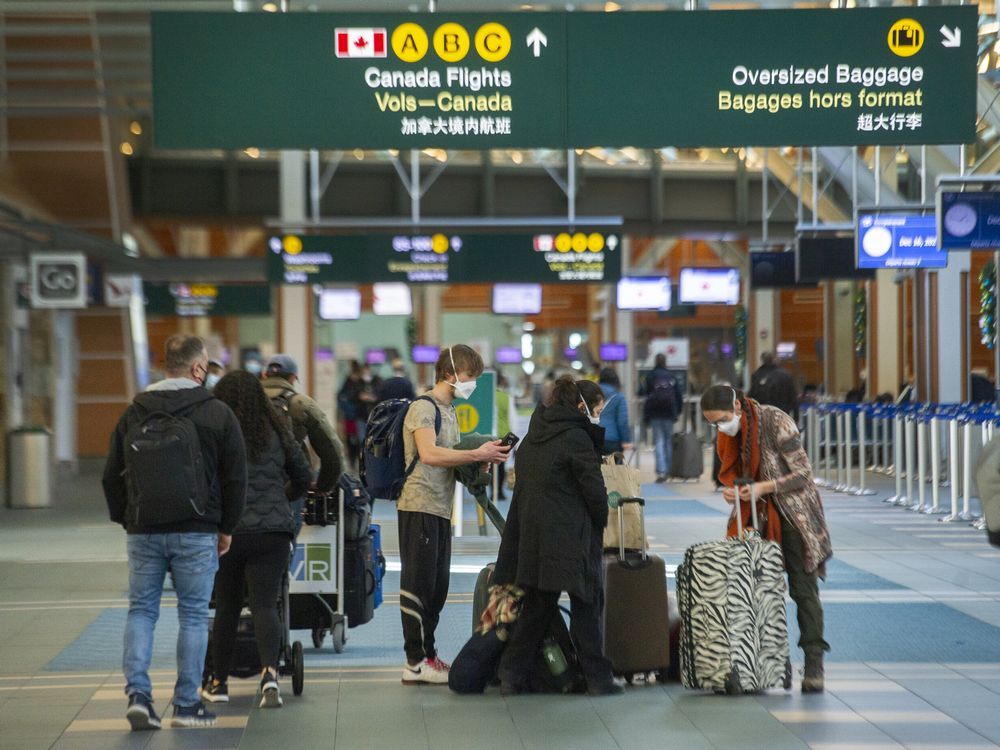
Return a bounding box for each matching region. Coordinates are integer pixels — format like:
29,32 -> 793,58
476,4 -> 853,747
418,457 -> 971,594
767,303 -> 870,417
939,191 -> 1000,250
857,213 -> 947,269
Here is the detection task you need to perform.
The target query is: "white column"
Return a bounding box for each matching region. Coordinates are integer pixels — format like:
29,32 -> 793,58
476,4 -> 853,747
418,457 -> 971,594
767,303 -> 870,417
52,311 -> 78,472
874,269 -> 900,397
278,151 -> 311,393
751,288 -> 778,368
936,256 -> 970,403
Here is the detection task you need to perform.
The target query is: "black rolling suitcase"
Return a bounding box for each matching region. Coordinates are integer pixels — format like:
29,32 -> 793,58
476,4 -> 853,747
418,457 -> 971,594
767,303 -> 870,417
669,432 -> 703,480
343,530 -> 376,628
602,497 -> 671,682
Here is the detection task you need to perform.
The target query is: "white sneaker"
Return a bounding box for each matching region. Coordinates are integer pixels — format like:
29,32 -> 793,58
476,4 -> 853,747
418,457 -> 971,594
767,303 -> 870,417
401,658 -> 449,685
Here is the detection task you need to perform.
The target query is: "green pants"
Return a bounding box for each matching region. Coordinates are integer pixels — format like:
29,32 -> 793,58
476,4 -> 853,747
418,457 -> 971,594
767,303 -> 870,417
780,513 -> 830,657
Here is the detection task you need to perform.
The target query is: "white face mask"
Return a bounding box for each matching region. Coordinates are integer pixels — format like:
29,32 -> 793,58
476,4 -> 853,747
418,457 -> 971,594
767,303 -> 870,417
205,373 -> 221,390
717,400 -> 741,436
448,346 -> 477,400
580,397 -> 601,426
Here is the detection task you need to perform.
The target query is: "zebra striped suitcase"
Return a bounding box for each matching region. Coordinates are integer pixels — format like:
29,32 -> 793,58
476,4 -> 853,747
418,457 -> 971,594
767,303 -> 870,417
677,485 -> 791,694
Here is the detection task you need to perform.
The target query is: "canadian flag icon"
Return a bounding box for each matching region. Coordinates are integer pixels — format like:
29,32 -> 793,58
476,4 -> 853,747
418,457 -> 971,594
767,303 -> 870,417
335,28 -> 387,58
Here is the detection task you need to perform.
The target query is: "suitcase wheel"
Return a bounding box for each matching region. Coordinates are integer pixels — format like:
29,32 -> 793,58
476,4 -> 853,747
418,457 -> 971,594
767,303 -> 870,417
724,667 -> 742,695
623,673 -> 634,685
332,621 -> 346,654
291,641 -> 304,696
311,628 -> 327,649
783,658 -> 792,690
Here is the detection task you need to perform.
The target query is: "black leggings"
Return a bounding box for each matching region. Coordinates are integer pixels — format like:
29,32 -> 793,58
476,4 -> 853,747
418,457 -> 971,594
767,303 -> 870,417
211,532 -> 291,678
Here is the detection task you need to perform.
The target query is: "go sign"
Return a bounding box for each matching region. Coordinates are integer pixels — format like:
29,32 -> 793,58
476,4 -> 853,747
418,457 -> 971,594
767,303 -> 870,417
30,253 -> 87,309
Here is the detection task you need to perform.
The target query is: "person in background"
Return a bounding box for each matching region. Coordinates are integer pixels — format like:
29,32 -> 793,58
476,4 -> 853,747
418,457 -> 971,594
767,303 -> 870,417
493,377 -> 622,696
749,352 -> 799,420
970,368 -> 995,404
205,359 -> 225,391
597,367 -> 632,456
397,345 -> 509,685
103,334 -> 247,731
203,371 -> 313,709
700,384 -> 832,693
337,360 -> 363,467
377,357 -> 417,402
641,354 -> 683,483
261,354 -> 344,532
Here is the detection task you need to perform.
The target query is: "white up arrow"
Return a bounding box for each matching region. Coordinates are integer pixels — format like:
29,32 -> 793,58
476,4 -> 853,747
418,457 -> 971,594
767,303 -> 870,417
940,25 -> 961,48
526,28 -> 547,57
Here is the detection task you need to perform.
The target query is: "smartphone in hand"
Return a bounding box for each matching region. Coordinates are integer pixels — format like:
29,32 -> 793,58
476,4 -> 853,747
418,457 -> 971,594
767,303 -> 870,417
500,432 -> 520,450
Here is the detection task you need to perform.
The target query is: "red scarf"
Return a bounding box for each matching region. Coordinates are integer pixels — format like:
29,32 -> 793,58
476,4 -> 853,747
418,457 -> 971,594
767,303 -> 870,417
718,398 -> 782,543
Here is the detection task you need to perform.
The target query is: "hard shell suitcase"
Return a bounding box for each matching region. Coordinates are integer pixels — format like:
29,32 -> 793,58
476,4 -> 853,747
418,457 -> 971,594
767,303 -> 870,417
343,530 -> 376,628
371,524 -> 387,609
677,482 -> 791,693
602,497 -> 671,681
669,432 -> 703,480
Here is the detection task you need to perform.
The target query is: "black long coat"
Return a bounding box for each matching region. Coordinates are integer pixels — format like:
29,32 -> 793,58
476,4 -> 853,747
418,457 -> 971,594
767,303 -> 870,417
493,404 -> 609,602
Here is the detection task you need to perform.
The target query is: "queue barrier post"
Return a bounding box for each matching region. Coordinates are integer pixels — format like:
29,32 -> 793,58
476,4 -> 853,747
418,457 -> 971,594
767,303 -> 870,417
910,410 -> 928,512
899,409 -> 916,508
924,409 -> 945,514
854,405 -> 877,496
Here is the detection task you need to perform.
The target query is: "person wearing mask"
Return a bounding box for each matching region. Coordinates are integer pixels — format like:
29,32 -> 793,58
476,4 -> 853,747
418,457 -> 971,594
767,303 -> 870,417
103,335 -> 247,730
641,353 -> 683,483
376,358 -> 417,402
749,352 -> 799,420
493,377 -> 623,696
202,371 -> 313,709
205,359 -> 225,390
597,367 -> 632,456
261,355 -> 345,532
337,360 -> 363,467
397,345 -> 510,684
700,384 -> 832,693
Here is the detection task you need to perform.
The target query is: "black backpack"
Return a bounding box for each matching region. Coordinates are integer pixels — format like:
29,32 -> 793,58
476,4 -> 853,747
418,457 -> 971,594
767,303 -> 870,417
360,396 -> 440,500
645,372 -> 680,420
124,400 -> 211,527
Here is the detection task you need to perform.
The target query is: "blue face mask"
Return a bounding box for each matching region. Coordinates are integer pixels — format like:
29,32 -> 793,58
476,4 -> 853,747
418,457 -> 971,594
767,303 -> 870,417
205,373 -> 221,390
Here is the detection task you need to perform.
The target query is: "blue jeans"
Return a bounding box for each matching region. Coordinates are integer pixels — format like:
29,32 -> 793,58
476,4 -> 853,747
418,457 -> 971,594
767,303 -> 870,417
124,533 -> 218,707
650,418 -> 675,476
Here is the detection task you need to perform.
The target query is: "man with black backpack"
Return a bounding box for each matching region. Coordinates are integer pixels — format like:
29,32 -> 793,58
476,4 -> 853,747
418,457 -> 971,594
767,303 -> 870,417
642,353 -> 683,483
261,354 -> 345,532
103,335 -> 247,731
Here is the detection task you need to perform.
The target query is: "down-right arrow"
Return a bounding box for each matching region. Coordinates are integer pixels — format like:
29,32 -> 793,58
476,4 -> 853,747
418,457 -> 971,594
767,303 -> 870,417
940,25 -> 961,48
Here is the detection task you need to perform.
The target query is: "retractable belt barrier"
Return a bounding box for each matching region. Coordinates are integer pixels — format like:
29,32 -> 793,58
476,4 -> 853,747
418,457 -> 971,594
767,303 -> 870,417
802,400 -> 991,529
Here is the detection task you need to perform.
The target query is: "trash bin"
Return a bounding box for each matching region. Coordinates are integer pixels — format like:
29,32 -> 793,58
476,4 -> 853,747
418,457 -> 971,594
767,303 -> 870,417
7,427 -> 52,509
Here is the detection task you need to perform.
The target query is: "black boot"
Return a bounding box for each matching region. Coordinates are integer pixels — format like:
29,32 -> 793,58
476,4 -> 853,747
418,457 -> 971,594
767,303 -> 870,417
801,653 -> 824,694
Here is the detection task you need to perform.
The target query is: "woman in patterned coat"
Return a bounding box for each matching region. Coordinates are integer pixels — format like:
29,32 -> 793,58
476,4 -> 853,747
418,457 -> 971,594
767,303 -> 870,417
700,384 -> 832,693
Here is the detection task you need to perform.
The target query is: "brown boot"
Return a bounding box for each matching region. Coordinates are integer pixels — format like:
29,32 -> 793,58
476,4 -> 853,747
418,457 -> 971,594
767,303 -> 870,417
801,653 -> 824,694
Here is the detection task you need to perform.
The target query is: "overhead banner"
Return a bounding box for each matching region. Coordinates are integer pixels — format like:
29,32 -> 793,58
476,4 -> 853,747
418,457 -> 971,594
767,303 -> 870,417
144,283 -> 271,317
267,231 -> 621,285
153,7 -> 976,149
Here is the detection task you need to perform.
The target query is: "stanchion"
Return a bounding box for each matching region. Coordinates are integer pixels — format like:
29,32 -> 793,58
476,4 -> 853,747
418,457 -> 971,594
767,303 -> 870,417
854,406 -> 877,496
942,415 -> 962,522
823,408 -> 835,488
871,408 -> 884,473
924,410 -> 945,514
885,411 -> 904,504
910,413 -> 928,512
960,420 -> 975,521
899,412 -> 916,507
835,408 -> 848,493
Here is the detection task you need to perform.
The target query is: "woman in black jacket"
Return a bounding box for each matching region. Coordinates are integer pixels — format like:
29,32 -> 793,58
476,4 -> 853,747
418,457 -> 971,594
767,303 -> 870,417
203,371 -> 313,708
493,376 -> 622,695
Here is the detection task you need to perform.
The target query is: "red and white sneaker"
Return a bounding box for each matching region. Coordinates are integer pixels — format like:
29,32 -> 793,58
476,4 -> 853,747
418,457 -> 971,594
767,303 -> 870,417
401,657 -> 449,685
429,655 -> 451,673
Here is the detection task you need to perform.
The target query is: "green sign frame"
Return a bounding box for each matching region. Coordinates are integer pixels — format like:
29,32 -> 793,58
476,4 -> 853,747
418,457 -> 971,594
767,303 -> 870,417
266,231 -> 621,285
153,7 -> 976,149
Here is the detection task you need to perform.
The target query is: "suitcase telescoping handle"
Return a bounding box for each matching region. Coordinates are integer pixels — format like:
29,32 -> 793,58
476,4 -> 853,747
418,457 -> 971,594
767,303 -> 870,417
733,477 -> 759,538
616,497 -> 647,562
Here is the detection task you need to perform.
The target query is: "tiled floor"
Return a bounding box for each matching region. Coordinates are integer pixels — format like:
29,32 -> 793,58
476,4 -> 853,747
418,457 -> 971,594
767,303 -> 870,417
2,444 -> 999,750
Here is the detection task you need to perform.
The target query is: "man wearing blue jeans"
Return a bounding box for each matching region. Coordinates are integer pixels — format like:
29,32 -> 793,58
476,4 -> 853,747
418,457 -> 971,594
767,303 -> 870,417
104,335 -> 247,730
642,354 -> 683,483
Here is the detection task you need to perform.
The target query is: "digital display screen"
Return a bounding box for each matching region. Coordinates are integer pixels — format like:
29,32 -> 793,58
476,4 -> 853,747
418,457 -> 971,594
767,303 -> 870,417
411,345 -> 440,364
373,282 -> 412,316
797,235 -> 874,282
317,288 -> 361,320
495,347 -> 521,364
365,348 -> 386,366
857,212 -> 947,269
616,276 -> 671,310
678,267 -> 740,305
492,283 -> 543,315
750,252 -> 803,288
599,342 -> 628,361
776,342 -> 797,357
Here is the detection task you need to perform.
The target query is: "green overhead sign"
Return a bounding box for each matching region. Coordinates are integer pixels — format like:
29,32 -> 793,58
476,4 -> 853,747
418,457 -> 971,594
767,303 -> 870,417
266,231 -> 621,285
144,283 -> 271,317
152,7 -> 976,149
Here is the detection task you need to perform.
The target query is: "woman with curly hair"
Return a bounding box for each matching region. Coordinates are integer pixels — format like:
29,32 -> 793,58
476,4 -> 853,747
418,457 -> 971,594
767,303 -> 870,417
203,370 -> 313,708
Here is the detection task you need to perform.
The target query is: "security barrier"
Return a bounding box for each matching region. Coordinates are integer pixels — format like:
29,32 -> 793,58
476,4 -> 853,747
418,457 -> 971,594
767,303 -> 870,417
802,401 -> 993,530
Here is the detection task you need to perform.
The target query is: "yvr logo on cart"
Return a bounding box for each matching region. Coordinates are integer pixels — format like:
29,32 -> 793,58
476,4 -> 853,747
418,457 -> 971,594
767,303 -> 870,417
290,543 -> 333,582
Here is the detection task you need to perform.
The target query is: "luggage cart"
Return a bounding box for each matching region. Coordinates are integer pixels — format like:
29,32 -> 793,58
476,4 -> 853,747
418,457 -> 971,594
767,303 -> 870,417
289,488 -> 348,653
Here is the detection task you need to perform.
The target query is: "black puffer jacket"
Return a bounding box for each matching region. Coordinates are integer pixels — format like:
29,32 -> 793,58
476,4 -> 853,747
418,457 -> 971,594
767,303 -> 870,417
493,404 -> 609,602
235,429 -> 313,537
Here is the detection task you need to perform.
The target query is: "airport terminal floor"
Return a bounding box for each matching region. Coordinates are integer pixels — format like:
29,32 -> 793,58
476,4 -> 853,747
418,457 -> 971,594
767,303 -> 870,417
3,425 -> 1000,750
